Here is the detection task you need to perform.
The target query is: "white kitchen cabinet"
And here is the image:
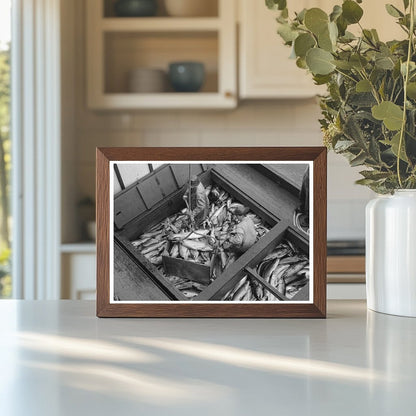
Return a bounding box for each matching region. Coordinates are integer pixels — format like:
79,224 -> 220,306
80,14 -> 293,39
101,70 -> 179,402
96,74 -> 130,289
238,0 -> 325,99
238,0 -> 404,99
61,246 -> 96,300
86,0 -> 237,109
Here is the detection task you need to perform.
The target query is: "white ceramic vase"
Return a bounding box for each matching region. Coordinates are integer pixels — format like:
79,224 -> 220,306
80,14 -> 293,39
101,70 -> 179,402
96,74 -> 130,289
366,190 -> 416,317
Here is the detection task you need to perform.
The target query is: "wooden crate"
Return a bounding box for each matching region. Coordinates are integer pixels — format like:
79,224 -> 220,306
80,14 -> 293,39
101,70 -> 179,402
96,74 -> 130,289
196,220 -> 309,301
114,164 -> 305,301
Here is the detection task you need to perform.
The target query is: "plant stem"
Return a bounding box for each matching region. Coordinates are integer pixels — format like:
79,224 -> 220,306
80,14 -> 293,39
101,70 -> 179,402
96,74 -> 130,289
397,0 -> 415,188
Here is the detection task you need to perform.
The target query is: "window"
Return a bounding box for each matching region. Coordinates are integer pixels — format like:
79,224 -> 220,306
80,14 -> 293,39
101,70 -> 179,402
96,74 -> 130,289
0,0 -> 11,298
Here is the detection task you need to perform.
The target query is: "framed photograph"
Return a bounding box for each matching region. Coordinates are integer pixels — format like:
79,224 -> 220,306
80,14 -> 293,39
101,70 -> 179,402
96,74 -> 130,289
96,147 -> 327,318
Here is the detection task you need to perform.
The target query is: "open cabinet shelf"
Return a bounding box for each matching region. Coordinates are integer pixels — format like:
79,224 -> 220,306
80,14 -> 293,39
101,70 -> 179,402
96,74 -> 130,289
86,0 -> 237,109
101,17 -> 221,31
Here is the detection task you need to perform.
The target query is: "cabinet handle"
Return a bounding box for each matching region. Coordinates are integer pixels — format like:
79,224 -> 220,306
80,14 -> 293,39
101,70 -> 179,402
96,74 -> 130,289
224,91 -> 234,99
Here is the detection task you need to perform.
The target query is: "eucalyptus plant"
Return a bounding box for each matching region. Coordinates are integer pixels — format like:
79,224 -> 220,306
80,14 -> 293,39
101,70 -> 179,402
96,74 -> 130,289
266,0 -> 416,193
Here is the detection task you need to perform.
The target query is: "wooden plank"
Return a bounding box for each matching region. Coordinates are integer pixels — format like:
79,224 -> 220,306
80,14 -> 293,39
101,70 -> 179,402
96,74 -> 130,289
155,165 -> 178,197
254,164 -> 308,195
212,170 -> 277,227
245,267 -> 290,301
171,164 -> 204,187
291,282 -> 310,301
115,234 -> 188,301
162,256 -> 211,284
286,227 -> 309,255
114,242 -> 170,301
327,256 -> 365,274
212,164 -> 299,226
114,187 -> 146,229
137,176 -> 165,209
196,220 -> 291,300
119,169 -> 212,239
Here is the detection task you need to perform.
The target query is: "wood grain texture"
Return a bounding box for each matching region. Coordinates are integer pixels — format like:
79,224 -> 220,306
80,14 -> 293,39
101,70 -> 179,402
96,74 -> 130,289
114,242 -> 170,301
96,147 -> 327,318
327,256 -> 365,274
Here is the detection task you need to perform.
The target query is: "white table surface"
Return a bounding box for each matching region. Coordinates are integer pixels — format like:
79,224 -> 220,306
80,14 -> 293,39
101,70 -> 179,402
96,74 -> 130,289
0,300 -> 415,416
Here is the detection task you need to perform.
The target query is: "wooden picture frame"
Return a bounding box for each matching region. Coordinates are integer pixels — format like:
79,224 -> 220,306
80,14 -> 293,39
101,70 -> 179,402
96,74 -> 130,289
96,147 -> 327,318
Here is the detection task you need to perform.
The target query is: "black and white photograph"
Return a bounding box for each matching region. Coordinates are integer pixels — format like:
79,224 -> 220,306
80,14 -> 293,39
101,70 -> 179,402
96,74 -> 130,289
110,162 -> 312,303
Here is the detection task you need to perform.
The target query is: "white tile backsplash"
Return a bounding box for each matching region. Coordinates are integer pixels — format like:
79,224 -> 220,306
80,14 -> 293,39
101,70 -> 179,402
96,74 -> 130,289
73,98 -> 370,240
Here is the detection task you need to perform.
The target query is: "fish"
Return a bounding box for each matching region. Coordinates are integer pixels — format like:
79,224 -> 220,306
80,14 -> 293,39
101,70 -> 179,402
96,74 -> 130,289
141,238 -> 160,247
286,272 -> 309,285
141,241 -> 166,255
190,249 -> 199,261
200,251 -> 211,263
263,258 -> 281,282
175,281 -> 194,290
170,244 -> 179,258
280,256 -> 304,265
210,204 -> 226,225
182,239 -> 213,252
283,261 -> 309,280
241,285 -> 253,301
183,290 -> 199,298
228,203 -> 250,216
148,255 -> 163,265
140,230 -> 164,239
169,229 -> 210,241
232,281 -> 250,301
277,277 -> 286,295
227,275 -> 247,300
262,247 -> 291,262
220,250 -> 228,269
179,244 -> 190,260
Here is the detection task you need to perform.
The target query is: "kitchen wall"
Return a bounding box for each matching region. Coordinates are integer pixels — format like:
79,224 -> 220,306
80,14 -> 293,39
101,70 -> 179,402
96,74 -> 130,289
62,0 -> 374,243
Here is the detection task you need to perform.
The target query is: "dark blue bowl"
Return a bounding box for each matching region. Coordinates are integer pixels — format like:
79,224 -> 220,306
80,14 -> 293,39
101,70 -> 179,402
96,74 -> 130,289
114,0 -> 157,17
168,62 -> 205,93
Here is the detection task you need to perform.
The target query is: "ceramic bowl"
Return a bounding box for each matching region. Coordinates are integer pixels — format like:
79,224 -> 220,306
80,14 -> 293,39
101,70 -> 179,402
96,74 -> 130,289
128,68 -> 167,93
168,62 -> 205,92
114,0 -> 158,17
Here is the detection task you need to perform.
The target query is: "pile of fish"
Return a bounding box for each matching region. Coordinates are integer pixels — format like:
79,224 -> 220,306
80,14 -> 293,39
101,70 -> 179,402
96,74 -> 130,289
223,239 -> 309,301
130,185 -> 270,298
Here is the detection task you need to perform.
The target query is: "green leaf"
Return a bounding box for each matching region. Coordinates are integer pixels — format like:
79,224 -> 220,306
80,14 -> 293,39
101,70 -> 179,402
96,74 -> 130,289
403,0 -> 410,9
294,33 -> 316,58
371,29 -> 380,42
334,139 -> 355,152
360,170 -> 391,181
330,5 -> 342,22
306,48 -> 335,75
350,151 -> 367,167
350,54 -> 368,70
304,8 -> 329,35
372,101 -> 404,130
277,23 -> 298,43
384,132 -> 409,162
318,27 -> 334,52
385,4 -> 404,18
296,57 -> 308,69
356,79 -> 372,92
266,0 -> 287,11
342,0 -> 364,24
296,8 -> 307,23
336,15 -> 348,36
407,82 -> 416,99
375,55 -> 395,70
333,60 -> 353,70
313,74 -> 332,85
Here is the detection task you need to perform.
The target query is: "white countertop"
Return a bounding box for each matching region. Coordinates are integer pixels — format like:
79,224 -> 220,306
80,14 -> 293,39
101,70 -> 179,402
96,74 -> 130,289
0,300 -> 415,415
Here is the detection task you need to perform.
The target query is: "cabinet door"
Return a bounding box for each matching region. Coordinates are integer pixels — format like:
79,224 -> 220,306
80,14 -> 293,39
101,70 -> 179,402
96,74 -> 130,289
239,0 -> 404,99
239,0 -> 326,99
